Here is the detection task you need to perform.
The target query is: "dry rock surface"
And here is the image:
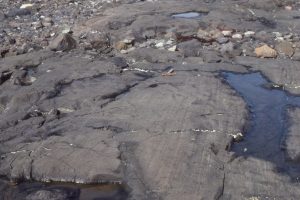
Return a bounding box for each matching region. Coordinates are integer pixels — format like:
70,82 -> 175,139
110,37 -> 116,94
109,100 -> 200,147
1,0 -> 300,199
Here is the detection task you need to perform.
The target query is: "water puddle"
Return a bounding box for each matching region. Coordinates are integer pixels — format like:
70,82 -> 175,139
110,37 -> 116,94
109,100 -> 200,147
172,12 -> 207,19
0,180 -> 129,200
223,72 -> 300,180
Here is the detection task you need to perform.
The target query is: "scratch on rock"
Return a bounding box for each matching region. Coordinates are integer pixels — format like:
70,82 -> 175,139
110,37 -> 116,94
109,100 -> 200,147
216,172 -> 226,200
100,75 -> 153,108
28,151 -> 34,180
46,73 -> 105,99
9,156 -> 17,169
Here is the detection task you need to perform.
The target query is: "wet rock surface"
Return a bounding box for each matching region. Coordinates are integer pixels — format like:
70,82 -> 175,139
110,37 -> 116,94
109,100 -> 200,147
285,108 -> 300,163
1,0 -> 300,199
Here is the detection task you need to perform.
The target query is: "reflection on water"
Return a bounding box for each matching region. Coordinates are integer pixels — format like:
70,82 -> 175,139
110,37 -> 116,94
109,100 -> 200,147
172,12 -> 207,19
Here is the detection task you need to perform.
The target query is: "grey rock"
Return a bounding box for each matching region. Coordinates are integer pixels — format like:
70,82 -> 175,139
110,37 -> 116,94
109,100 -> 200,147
220,42 -> 242,58
0,11 -> 5,21
292,50 -> 300,61
48,33 -> 77,52
183,56 -> 204,64
241,42 -> 256,57
142,30 -> 156,39
275,41 -> 294,57
255,31 -> 274,43
220,42 -> 234,53
216,37 -> 229,44
177,39 -> 202,57
201,49 -> 222,63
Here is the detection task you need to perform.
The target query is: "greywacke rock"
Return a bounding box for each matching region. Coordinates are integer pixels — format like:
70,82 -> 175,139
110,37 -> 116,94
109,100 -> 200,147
1,0 -> 300,199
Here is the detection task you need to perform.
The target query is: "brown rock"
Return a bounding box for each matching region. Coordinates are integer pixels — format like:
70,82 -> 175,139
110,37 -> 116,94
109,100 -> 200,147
292,49 -> 300,61
197,28 -> 211,42
276,41 -> 294,57
255,45 -> 277,58
209,30 -> 222,39
115,41 -> 128,51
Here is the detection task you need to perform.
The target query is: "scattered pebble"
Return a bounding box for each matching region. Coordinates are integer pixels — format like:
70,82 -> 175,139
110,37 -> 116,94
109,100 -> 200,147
285,5 -> 293,11
197,29 -> 211,41
62,27 -> 72,34
230,132 -> 243,142
20,4 -> 34,9
221,30 -> 233,37
244,31 -> 255,37
232,33 -> 243,39
120,47 -> 135,54
162,68 -> 176,76
168,45 -> 177,52
273,32 -> 283,38
48,33 -> 77,52
155,42 -> 164,48
123,38 -> 135,44
115,41 -> 127,50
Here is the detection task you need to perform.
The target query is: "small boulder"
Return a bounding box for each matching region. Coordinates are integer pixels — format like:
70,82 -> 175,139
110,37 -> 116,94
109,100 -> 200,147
232,33 -> 243,39
255,44 -> 277,58
48,33 -> 77,52
115,41 -> 128,51
292,50 -> 300,61
177,39 -> 202,57
275,41 -> 294,57
115,37 -> 134,51
209,30 -> 222,39
255,31 -> 273,43
197,28 -> 211,42
216,37 -> 229,44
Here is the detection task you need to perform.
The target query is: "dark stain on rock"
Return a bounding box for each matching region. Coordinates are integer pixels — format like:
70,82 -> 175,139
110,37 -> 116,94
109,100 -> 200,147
257,17 -> 277,29
0,70 -> 13,85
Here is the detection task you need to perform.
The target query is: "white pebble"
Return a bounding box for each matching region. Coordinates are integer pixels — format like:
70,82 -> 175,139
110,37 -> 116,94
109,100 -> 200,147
232,33 -> 243,39
285,5 -> 292,11
155,42 -> 164,48
168,45 -> 177,52
20,4 -> 34,9
244,31 -> 255,37
221,30 -> 233,37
